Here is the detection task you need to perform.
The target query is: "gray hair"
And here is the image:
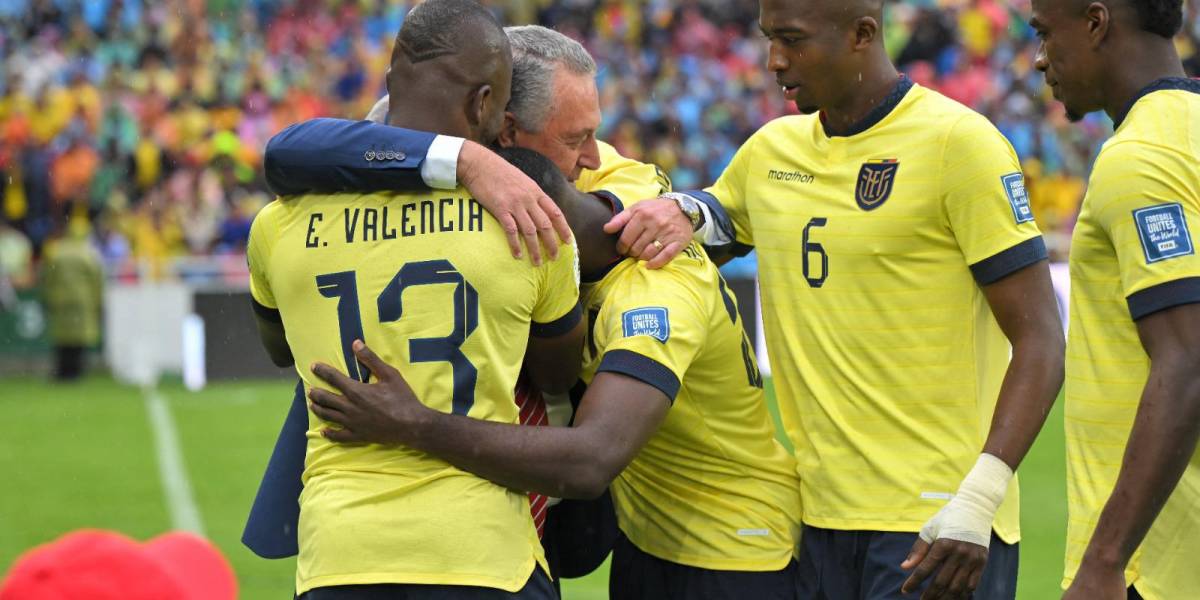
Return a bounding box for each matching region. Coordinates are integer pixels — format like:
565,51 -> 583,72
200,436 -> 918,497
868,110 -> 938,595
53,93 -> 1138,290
505,25 -> 596,133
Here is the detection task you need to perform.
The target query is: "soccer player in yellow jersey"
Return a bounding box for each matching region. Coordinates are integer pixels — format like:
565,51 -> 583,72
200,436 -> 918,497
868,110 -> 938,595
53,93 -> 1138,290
247,3 -> 584,598
307,146 -> 803,599
243,27 -> 667,578
1030,1 -> 1200,599
606,1 -> 1067,598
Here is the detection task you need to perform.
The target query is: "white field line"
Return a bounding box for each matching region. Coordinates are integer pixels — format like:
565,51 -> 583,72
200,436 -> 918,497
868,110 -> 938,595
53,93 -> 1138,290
143,386 -> 205,535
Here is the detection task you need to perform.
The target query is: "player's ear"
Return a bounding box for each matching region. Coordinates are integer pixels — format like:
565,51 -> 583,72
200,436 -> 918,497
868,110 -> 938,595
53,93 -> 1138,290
853,16 -> 879,50
497,112 -> 519,148
1085,2 -> 1110,48
466,83 -> 492,129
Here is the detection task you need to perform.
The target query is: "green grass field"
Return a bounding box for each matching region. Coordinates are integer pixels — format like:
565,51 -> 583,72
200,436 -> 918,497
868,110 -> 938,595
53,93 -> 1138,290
0,376 -> 1065,598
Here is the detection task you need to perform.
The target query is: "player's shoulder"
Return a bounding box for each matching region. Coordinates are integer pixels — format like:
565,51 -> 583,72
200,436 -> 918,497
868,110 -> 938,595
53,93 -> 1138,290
735,114 -> 819,161
587,140 -> 650,180
249,198 -> 286,238
604,245 -> 714,305
254,197 -> 286,220
755,114 -> 816,141
1093,131 -> 1184,176
595,140 -> 623,163
905,85 -> 1003,140
1111,88 -> 1200,159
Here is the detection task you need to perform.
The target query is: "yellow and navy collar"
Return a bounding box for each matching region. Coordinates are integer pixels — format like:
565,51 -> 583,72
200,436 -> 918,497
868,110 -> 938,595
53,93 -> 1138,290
821,75 -> 914,138
1113,76 -> 1200,130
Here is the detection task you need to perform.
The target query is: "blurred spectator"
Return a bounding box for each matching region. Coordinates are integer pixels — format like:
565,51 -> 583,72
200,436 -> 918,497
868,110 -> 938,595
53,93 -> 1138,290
0,220 -> 33,310
39,219 -> 103,381
0,0 -> 1195,283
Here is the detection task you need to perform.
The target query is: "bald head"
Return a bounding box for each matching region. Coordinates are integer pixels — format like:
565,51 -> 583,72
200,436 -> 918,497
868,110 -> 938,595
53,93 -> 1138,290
385,0 -> 512,143
817,0 -> 884,29
394,0 -> 509,64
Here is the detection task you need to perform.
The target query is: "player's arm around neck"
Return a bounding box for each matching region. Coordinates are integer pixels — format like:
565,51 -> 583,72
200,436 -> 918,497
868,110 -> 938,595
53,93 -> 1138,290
308,341 -> 669,499
1066,303 -> 1200,598
903,261 -> 1065,598
263,118 -> 572,264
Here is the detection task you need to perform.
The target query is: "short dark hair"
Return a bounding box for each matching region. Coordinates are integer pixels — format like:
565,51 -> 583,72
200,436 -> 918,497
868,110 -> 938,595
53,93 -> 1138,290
494,147 -> 572,204
1130,0 -> 1184,38
397,0 -> 505,63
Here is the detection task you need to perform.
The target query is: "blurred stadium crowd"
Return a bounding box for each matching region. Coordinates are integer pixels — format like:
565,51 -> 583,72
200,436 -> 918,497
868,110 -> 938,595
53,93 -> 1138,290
1,0 -> 1198,286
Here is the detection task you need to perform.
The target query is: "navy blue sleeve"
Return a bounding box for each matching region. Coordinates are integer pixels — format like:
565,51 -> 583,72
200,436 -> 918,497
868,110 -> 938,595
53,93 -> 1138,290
685,190 -> 754,257
264,118 -> 438,196
242,381 -> 308,559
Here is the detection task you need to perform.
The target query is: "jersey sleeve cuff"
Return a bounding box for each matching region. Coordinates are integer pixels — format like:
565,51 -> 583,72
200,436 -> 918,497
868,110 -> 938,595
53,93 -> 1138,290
596,349 -> 680,402
1127,277 -> 1200,320
420,135 -> 464,190
251,297 -> 282,324
590,189 -> 625,214
969,237 -> 1048,285
685,190 -> 736,246
531,302 -> 582,338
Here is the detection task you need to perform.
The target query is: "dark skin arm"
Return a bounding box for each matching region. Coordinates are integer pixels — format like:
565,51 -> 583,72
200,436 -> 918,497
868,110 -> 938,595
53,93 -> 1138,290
254,312 -> 294,368
523,317 -> 586,395
1064,303 -> 1200,600
308,340 -> 670,499
903,260 -> 1065,599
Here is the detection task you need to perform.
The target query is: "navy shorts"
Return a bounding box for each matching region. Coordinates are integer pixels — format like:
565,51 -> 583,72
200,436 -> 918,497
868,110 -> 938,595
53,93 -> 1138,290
297,566 -> 556,600
795,525 -> 1018,600
609,533 -> 800,600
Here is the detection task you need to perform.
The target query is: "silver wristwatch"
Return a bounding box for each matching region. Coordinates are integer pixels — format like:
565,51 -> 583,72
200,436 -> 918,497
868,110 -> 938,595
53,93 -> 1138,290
664,192 -> 704,232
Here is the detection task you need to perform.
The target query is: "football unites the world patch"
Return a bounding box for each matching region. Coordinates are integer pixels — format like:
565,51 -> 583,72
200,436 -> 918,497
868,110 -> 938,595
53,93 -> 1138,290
1134,203 -> 1194,263
622,307 -> 670,343
855,159 -> 899,211
1001,172 -> 1034,224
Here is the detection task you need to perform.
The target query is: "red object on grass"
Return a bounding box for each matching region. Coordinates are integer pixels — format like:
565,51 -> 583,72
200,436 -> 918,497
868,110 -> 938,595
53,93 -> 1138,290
0,529 -> 237,600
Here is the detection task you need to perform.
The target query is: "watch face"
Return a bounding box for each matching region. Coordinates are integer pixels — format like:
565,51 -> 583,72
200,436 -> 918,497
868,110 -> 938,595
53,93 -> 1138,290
681,200 -> 700,223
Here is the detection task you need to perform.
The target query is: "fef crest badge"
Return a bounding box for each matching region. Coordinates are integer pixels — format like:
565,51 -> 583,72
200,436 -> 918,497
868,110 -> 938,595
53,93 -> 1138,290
855,159 -> 899,211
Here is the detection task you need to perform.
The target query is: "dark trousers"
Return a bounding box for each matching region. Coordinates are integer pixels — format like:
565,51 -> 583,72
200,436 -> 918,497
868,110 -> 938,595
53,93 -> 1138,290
298,566 -> 556,600
53,345 -> 85,381
795,525 -> 1019,600
609,533 -> 800,600
1129,585 -> 1144,600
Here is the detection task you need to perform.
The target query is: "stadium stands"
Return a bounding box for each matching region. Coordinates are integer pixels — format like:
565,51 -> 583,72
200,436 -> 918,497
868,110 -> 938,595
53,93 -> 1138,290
0,0 -> 1197,281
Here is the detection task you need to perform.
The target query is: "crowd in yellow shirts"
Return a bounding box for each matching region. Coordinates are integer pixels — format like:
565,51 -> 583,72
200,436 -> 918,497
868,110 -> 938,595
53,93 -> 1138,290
0,0 -> 1196,283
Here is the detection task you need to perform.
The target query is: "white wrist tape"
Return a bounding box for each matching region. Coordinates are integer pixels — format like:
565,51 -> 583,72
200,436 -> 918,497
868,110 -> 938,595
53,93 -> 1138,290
918,453 -> 1013,547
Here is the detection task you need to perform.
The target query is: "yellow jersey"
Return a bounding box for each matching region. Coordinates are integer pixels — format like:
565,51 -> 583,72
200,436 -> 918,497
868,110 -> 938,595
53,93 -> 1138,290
696,79 -> 1045,541
247,189 -> 580,593
576,140 -> 671,204
1063,78 -> 1200,598
580,234 -> 802,571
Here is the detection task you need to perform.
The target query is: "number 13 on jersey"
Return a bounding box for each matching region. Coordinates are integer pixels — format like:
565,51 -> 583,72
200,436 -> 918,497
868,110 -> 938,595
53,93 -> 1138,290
316,259 -> 481,415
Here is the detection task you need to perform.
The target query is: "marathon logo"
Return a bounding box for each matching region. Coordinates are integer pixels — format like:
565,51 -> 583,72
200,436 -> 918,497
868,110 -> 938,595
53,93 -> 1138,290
622,307 -> 670,343
767,169 -> 815,184
1001,173 -> 1034,224
1134,203 -> 1194,263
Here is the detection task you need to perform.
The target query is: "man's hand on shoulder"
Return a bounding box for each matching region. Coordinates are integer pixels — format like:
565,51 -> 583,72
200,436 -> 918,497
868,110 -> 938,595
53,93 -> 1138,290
308,340 -> 433,446
603,197 -> 693,269
458,141 -> 573,267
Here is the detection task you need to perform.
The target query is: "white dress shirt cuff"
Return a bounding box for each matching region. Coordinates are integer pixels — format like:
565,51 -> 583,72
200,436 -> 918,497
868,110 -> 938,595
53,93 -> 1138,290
420,135 -> 465,189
